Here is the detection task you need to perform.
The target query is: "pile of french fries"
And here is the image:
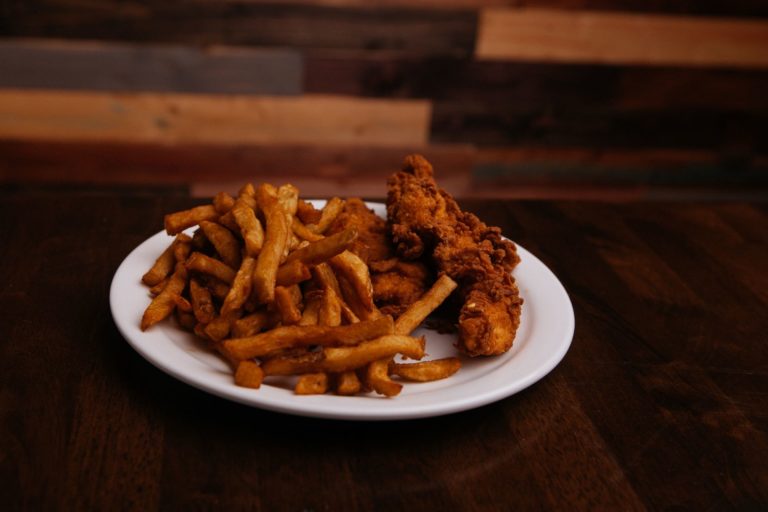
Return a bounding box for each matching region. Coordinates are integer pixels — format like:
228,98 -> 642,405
140,183 -> 460,397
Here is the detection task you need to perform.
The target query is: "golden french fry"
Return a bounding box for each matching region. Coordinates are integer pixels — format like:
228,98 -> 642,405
234,360 -> 264,389
223,315 -> 394,361
186,252 -> 236,284
238,183 -> 256,200
232,311 -> 271,338
295,373 -> 329,395
334,371 -> 361,395
221,256 -> 256,317
176,310 -> 197,331
365,359 -> 402,397
274,285 -> 302,325
142,234 -> 183,286
231,198 -> 264,256
299,291 -> 322,326
173,234 -> 192,263
285,228 -> 357,267
277,184 -> 299,216
312,263 -> 359,323
204,315 -> 237,342
307,197 -> 344,234
262,334 -> 425,375
394,274 -> 458,335
189,278 -> 215,324
148,278 -> 168,296
213,191 -> 236,214
319,286 -> 342,327
330,250 -> 374,312
275,259 -> 312,287
296,199 -> 323,225
252,186 -> 290,304
141,262 -> 188,330
292,217 -> 325,242
391,358 -> 461,382
164,204 -> 219,235
199,220 -> 241,269
200,275 -> 230,300
172,294 -> 193,313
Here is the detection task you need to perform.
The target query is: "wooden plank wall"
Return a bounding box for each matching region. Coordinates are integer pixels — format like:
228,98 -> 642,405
1,1 -> 767,198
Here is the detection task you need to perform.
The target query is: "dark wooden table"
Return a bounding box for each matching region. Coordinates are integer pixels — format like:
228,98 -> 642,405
2,184 -> 767,511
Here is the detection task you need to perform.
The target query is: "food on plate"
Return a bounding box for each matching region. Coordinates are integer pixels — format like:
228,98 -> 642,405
387,154 -> 523,356
326,198 -> 431,317
140,156 -> 523,397
140,185 -> 464,397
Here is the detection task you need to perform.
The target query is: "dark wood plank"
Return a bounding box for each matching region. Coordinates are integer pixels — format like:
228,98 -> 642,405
0,40 -> 301,95
1,2 -> 477,57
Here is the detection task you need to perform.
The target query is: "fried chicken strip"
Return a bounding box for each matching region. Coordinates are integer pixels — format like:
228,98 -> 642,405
386,155 -> 523,356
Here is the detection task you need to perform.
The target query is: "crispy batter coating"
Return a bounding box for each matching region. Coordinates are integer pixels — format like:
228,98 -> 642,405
327,198 -> 431,317
386,154 -> 523,356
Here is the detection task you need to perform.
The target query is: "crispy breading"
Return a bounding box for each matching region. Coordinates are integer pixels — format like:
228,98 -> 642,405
327,198 -> 431,317
386,154 -> 522,356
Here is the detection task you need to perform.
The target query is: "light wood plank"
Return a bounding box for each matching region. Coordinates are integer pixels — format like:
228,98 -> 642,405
476,8 -> 768,68
0,90 -> 431,146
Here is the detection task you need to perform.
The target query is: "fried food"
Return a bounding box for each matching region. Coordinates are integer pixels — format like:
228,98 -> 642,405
327,198 -> 431,317
140,172 -> 520,398
387,154 -> 523,356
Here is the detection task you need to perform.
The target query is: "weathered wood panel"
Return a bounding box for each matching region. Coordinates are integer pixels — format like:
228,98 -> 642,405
0,90 -> 431,146
0,40 -> 302,95
476,8 -> 768,68
2,2 -> 477,57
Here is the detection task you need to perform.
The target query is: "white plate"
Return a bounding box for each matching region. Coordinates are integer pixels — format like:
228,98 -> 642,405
110,202 -> 574,420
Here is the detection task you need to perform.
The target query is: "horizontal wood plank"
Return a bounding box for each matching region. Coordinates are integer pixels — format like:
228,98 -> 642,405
306,54 -> 768,111
476,8 -> 768,68
0,40 -> 301,95
0,90 -> 431,146
2,139 -> 766,199
3,2 -> 476,57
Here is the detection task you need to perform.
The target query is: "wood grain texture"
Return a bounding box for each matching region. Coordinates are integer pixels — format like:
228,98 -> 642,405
0,90 -> 431,146
2,2 -> 477,57
2,187 -> 768,510
0,40 -> 302,95
476,8 -> 768,68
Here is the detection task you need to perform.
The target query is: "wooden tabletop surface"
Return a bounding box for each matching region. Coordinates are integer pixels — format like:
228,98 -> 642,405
1,185 -> 767,511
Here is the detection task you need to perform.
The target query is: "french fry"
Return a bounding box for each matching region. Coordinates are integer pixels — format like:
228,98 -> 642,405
274,285 -> 302,325
204,315 -> 237,342
307,197 -> 344,234
238,183 -> 257,200
330,250 -> 374,312
275,259 -> 312,287
234,360 -> 264,389
318,286 -> 342,327
334,371 -> 361,395
189,278 -> 215,324
186,252 -> 237,284
176,310 -> 197,331
172,294 -> 193,313
277,184 -> 299,216
365,359 -> 402,397
262,335 -> 425,375
391,358 -> 461,382
223,315 -> 394,360
221,256 -> 256,317
164,204 -> 219,235
213,191 -> 236,214
232,311 -> 271,338
295,373 -> 329,395
200,275 -> 230,301
292,217 -> 324,242
142,233 -> 190,286
199,220 -> 241,269
252,186 -> 290,304
149,278 -> 168,296
312,263 -> 359,323
285,228 -> 357,267
141,262 -> 188,330
394,274 -> 458,335
173,235 -> 192,263
296,199 -> 323,225
231,198 -> 264,256
299,291 -> 322,326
